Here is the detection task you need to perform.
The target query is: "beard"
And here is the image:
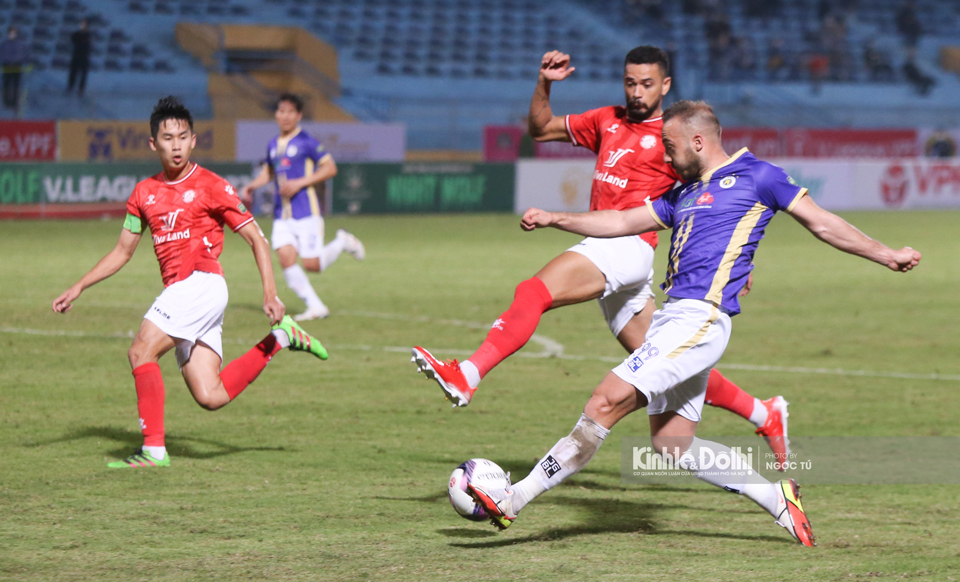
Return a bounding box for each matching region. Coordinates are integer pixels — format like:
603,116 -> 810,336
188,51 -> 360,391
673,157 -> 703,182
625,97 -> 660,122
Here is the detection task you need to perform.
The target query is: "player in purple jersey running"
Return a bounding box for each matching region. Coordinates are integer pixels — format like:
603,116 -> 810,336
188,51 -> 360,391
241,93 -> 365,321
467,100 -> 921,546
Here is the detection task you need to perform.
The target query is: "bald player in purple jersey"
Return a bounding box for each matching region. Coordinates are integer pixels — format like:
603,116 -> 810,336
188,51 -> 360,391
466,100 -> 921,546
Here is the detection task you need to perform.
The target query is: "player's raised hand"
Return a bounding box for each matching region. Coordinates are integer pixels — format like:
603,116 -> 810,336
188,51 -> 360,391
540,51 -> 575,82
521,208 -> 555,231
52,285 -> 81,313
886,247 -> 921,272
264,295 -> 285,325
239,184 -> 254,205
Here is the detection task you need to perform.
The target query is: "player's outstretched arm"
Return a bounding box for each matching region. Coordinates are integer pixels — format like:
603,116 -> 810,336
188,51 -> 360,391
240,163 -> 272,203
528,51 -> 575,143
52,228 -> 141,313
279,156 -> 337,199
788,195 -> 921,272
521,205 -> 664,238
236,220 -> 285,324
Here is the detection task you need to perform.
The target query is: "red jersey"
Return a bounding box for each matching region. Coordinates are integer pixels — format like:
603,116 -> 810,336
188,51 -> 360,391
565,106 -> 680,248
125,163 -> 255,287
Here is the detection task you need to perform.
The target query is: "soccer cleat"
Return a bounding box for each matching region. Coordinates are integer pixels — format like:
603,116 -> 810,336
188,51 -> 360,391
273,315 -> 328,360
411,346 -> 476,407
774,479 -> 816,546
293,304 -> 330,321
467,482 -> 517,531
337,229 -> 366,261
107,449 -> 170,469
756,396 -> 791,470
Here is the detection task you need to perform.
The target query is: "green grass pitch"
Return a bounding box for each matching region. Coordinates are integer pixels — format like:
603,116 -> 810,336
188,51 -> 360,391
1,212 -> 959,581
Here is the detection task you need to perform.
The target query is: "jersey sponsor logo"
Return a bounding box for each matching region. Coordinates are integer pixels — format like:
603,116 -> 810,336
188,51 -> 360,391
603,148 -> 634,168
182,189 -> 195,203
606,123 -> 620,134
696,192 -> 714,205
719,176 -> 737,189
280,158 -> 291,168
540,455 -> 562,478
159,208 -> 184,231
640,134 -> 657,149
152,228 -> 190,245
593,170 -> 628,188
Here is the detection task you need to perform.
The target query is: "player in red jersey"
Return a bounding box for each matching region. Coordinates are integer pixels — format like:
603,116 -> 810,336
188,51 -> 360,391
412,47 -> 790,461
52,97 -> 329,469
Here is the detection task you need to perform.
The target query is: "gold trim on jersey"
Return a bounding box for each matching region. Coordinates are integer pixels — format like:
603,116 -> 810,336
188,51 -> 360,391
305,158 -> 321,217
646,203 -> 668,229
699,147 -> 749,185
667,305 -> 720,359
706,201 -> 767,304
663,213 -> 694,293
786,187 -> 809,213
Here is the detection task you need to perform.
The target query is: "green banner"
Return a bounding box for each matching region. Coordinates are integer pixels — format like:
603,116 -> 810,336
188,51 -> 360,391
331,163 -> 515,214
0,162 -> 259,205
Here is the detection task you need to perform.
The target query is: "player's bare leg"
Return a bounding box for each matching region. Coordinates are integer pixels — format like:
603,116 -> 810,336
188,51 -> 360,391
413,251 -> 606,406
614,296 -> 656,352
277,244 -> 329,321
181,342 -> 231,410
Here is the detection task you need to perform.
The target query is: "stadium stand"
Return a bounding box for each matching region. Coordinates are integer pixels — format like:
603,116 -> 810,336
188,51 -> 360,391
2,0 -> 959,150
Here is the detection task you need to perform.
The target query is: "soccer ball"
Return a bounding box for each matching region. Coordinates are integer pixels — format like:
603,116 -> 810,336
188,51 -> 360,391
448,458 -> 509,522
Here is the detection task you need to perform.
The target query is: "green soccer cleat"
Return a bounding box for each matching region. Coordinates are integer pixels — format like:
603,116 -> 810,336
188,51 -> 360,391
273,315 -> 328,360
107,449 -> 171,469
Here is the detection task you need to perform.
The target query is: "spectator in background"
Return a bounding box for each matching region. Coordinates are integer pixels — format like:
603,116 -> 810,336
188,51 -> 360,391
1,27 -> 28,111
766,38 -> 786,80
863,41 -> 894,82
924,129 -> 957,158
808,51 -> 829,95
733,36 -> 757,80
902,48 -> 935,96
67,19 -> 92,97
896,0 -> 922,49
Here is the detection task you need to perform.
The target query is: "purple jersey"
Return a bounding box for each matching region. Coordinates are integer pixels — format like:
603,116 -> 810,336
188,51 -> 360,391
267,128 -> 331,220
647,148 -> 808,315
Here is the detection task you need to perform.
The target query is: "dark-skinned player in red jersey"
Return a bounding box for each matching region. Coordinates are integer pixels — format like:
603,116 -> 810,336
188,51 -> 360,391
52,96 -> 328,469
412,46 -> 792,463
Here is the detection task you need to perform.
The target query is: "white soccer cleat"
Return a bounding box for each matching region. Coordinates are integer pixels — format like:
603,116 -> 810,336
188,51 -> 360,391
337,229 -> 365,261
293,304 -> 330,321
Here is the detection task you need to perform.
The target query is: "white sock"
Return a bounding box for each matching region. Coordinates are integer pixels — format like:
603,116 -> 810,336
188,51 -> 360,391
675,437 -> 779,516
511,414 -> 610,513
460,360 -> 481,388
143,445 -> 166,460
318,235 -> 345,271
748,398 -> 768,427
283,265 -> 324,311
271,329 -> 291,348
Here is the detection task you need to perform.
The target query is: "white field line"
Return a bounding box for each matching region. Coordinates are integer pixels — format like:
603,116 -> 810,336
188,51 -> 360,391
3,324 -> 959,383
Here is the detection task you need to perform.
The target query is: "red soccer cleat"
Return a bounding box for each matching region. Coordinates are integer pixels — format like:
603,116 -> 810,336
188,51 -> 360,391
756,396 -> 791,470
411,346 -> 476,407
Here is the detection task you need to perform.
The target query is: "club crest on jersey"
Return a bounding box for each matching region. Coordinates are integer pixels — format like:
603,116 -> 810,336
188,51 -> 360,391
182,190 -> 195,203
719,176 -> 737,189
604,148 -> 634,168
287,145 -> 298,157
640,134 -> 657,149
606,123 -> 620,134
696,192 -> 714,205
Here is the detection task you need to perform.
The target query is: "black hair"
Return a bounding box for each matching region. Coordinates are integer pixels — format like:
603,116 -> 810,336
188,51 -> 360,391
624,45 -> 670,77
276,92 -> 304,113
149,96 -> 193,138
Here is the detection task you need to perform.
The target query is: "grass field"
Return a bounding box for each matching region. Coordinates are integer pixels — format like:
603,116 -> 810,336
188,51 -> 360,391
2,212 -> 959,581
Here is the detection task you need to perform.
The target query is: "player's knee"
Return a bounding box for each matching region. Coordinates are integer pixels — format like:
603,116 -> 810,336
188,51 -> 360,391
194,389 -> 225,411
127,344 -> 150,369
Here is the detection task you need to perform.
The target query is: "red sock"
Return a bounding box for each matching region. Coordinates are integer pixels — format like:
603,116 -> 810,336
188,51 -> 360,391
220,333 -> 283,401
704,368 -> 755,420
133,363 -> 165,447
469,277 -> 553,378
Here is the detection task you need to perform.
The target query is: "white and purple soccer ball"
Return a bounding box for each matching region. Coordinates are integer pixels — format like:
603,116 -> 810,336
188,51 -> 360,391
448,458 -> 509,521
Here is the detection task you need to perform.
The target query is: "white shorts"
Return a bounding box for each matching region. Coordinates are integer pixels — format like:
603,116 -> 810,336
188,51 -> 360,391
143,271 -> 229,368
567,236 -> 656,337
611,298 -> 732,423
271,215 -> 325,259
